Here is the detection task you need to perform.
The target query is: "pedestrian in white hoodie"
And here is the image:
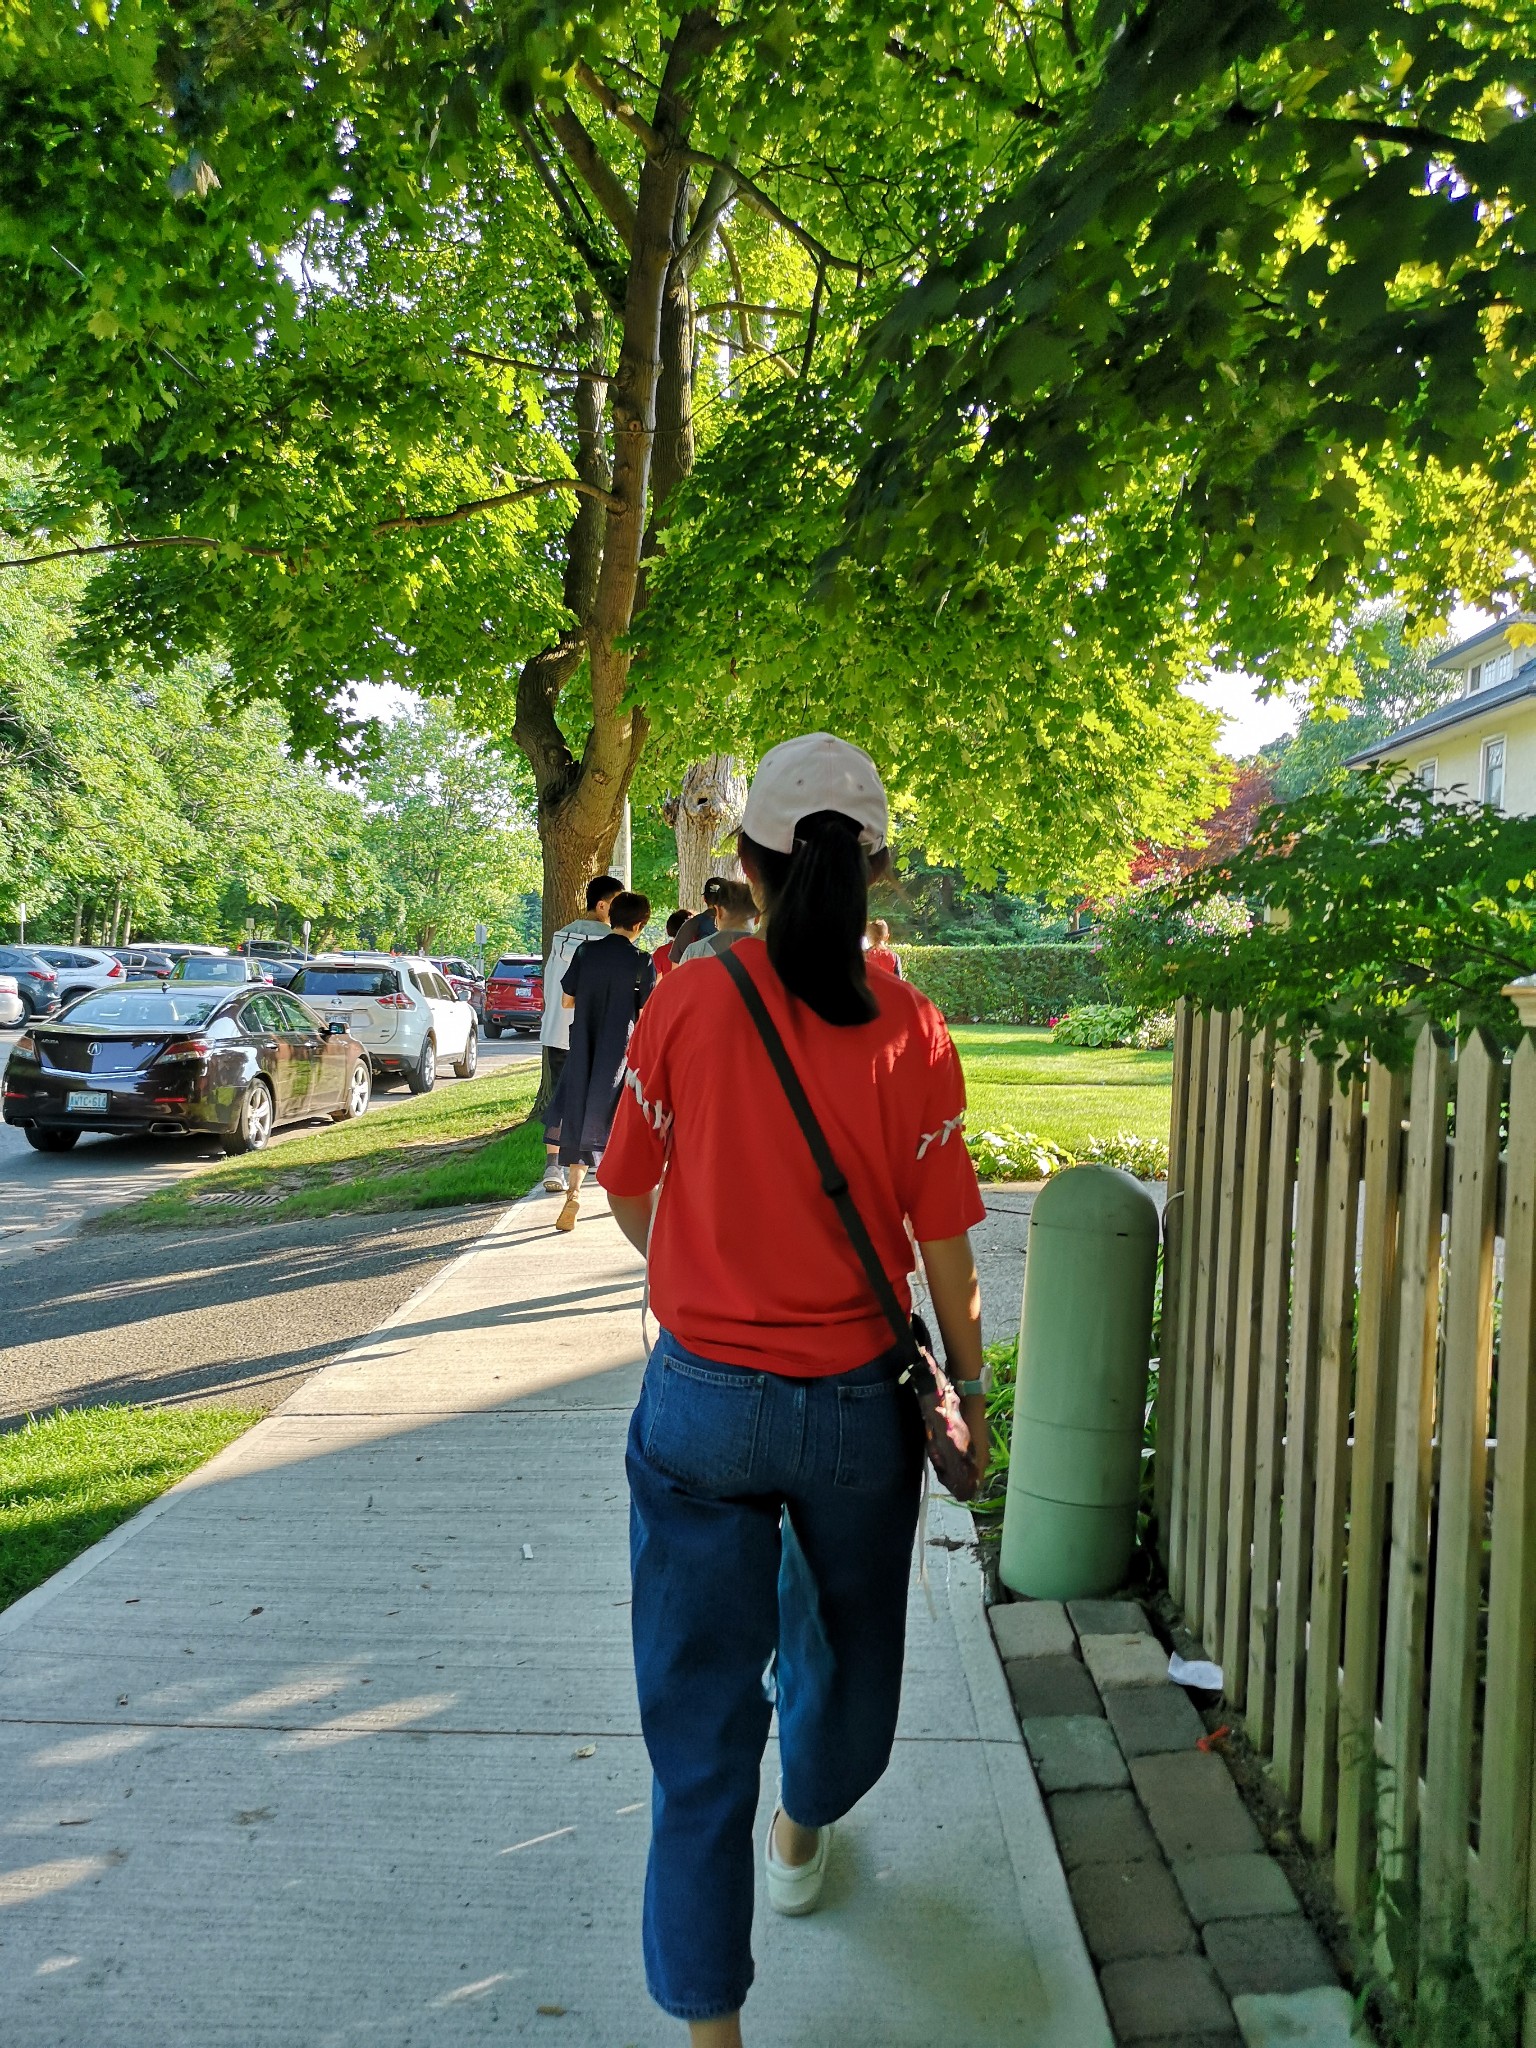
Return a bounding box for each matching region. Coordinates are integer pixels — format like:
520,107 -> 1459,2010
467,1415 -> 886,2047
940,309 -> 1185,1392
540,874 -> 622,1191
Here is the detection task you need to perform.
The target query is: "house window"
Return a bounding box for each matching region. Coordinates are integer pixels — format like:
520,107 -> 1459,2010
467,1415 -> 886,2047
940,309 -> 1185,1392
1482,736 -> 1506,811
1468,651 -> 1516,694
1416,759 -> 1438,791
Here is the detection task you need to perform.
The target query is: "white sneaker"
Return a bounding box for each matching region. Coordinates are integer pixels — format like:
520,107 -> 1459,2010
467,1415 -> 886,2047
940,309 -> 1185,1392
542,1166 -> 566,1193
764,1809 -> 832,1916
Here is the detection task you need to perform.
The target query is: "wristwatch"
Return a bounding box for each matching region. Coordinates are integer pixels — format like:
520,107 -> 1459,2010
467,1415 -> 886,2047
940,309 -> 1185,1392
955,1374 -> 987,1398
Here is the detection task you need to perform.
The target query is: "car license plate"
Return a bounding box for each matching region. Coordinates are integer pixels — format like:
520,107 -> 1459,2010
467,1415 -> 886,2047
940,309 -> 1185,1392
67,1090 -> 109,1114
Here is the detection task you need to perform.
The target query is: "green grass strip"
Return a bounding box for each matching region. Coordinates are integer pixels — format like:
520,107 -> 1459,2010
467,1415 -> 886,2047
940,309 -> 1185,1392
952,1024 -> 1173,1151
98,1065 -> 546,1229
0,1404 -> 260,1611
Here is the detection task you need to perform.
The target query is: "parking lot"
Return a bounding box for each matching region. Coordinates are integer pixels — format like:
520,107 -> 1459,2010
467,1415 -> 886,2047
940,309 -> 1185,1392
0,1025 -> 540,1267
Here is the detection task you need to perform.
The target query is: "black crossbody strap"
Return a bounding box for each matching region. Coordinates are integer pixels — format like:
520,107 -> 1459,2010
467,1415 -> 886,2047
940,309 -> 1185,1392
720,948 -> 918,1366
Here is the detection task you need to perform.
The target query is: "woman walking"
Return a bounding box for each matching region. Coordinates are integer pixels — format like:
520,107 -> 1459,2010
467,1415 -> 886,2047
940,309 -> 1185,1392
546,890 -> 654,1233
598,735 -> 989,2046
677,878 -> 757,962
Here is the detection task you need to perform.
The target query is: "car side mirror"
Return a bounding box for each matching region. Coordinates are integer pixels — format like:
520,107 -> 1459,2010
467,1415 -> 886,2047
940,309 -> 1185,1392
325,1018 -> 348,1036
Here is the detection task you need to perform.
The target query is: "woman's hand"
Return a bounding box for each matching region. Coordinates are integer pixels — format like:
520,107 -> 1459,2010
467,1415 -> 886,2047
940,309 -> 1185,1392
962,1393 -> 991,1490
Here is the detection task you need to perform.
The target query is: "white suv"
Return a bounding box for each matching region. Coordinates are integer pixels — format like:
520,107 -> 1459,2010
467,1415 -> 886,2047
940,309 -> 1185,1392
288,955 -> 477,1093
34,947 -> 128,1006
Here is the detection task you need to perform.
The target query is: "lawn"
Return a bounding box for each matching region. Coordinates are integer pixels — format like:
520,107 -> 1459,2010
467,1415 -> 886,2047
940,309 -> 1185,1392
953,1025 -> 1173,1154
0,1405 -> 260,1612
99,1065 -> 546,1230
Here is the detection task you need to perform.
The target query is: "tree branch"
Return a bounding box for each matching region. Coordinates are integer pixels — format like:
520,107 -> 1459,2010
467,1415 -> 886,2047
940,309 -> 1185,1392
573,59 -> 664,153
546,102 -> 639,249
680,163 -> 737,275
882,36 -> 1059,123
0,480 -> 622,571
695,299 -> 812,321
509,114 -> 627,312
0,535 -> 288,571
675,152 -> 861,274
456,344 -> 609,383
372,479 -> 622,533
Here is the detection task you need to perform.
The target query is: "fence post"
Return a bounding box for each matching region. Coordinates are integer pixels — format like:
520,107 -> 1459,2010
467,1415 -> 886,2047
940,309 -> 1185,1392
1168,1009 -> 1211,1610
1246,1047 -> 1301,1745
1380,1025 -> 1450,1960
1273,1048 -> 1332,1806
1222,1024 -> 1275,1698
1301,1063 -> 1365,1853
1422,1030 -> 1501,1954
1182,1010 -> 1231,1627
1155,1001 -> 1194,1555
1336,1056 -> 1408,1922
1202,1010 -> 1252,1653
1481,1036 -> 1536,2000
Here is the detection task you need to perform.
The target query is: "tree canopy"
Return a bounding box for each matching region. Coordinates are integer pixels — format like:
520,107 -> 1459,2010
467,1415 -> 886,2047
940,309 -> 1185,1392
0,0 -> 1232,925
844,0 -> 1536,691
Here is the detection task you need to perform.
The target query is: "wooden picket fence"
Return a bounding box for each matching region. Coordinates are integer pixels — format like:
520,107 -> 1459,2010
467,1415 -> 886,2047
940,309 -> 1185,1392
1156,1005 -> 1536,2019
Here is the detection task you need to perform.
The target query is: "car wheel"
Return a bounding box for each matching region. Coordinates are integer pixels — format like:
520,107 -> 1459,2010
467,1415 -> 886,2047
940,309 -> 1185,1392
483,1020 -> 502,1040
453,1024 -> 478,1079
225,1077 -> 275,1154
407,1036 -> 437,1095
61,986 -> 89,1005
331,1058 -> 372,1123
18,992 -> 36,1021
24,1126 -> 80,1153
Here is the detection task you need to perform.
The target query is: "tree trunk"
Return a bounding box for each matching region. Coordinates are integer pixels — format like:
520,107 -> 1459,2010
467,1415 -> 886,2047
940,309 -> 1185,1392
666,755 -> 747,908
72,899 -> 83,944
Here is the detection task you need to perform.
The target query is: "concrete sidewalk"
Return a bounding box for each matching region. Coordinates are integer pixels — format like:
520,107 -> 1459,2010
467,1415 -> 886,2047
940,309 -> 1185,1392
0,1187 -> 1110,2047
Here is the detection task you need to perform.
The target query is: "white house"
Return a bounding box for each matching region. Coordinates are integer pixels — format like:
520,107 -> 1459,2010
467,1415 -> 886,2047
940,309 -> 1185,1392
1346,613 -> 1536,813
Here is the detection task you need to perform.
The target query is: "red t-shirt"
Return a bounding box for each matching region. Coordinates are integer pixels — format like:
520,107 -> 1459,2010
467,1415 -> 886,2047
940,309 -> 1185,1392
597,936 -> 985,1375
653,940 -> 676,977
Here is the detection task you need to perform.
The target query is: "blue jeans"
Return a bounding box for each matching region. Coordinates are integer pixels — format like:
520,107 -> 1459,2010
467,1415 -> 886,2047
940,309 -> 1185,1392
627,1329 -> 924,2022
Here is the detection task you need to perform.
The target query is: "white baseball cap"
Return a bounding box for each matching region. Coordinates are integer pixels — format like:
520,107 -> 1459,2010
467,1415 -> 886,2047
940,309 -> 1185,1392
740,733 -> 889,856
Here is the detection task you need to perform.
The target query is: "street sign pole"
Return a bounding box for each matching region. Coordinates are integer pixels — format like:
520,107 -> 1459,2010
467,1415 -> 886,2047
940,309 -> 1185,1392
302,918 -> 312,961
16,902 -> 26,946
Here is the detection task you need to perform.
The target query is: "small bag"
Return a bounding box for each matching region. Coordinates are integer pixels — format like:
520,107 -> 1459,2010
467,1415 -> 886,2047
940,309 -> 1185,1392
720,950 -> 979,1502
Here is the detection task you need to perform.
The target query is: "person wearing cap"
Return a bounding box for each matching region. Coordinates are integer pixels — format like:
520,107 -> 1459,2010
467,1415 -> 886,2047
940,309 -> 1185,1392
677,879 -> 757,962
598,733 -> 989,2046
670,874 -> 729,958
540,873 -> 623,1193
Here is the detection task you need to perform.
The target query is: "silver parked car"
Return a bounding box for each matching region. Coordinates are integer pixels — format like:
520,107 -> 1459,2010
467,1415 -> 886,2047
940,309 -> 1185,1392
34,947 -> 130,1006
0,973 -> 24,1028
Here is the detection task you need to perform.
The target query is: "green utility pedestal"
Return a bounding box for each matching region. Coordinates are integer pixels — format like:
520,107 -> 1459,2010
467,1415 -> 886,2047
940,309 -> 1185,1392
1000,1164 -> 1160,1600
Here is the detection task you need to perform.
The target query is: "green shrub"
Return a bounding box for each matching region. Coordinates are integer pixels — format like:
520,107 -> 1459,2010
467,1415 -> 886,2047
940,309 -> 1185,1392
901,944 -> 1105,1024
1053,1003 -> 1140,1047
1052,1004 -> 1176,1049
965,1123 -> 1169,1183
1107,770 -> 1536,1067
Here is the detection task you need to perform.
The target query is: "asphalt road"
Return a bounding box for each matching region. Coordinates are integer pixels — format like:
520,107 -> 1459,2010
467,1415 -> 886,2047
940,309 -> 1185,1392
0,1206 -> 504,1430
0,1024 -> 539,1269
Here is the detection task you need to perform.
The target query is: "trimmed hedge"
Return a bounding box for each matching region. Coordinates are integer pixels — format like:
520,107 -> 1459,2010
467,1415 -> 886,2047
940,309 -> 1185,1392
900,944 -> 1106,1024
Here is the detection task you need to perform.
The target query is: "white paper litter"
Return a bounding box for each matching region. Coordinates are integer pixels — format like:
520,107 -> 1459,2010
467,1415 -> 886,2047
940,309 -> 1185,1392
1168,1652 -> 1224,1690
521,1543 -> 534,1561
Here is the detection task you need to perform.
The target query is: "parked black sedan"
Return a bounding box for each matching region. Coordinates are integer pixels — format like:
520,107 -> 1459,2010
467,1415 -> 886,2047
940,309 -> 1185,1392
2,984 -> 372,1154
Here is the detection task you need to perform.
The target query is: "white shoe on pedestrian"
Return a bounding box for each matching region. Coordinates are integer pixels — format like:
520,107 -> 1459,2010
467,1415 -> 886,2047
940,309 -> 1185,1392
543,1166 -> 565,1193
764,1809 -> 832,1916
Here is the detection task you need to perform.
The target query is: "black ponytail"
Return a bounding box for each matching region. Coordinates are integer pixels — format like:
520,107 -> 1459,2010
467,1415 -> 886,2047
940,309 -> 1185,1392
741,811 -> 885,1026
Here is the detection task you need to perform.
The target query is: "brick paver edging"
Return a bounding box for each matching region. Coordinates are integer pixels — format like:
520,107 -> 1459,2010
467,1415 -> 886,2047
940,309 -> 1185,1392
985,1593 -> 1368,2048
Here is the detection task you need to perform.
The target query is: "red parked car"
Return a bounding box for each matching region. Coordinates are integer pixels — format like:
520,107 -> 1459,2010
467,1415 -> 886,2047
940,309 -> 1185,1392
483,954 -> 543,1038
